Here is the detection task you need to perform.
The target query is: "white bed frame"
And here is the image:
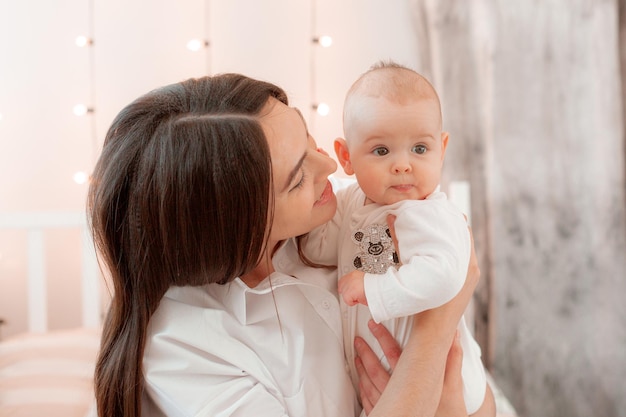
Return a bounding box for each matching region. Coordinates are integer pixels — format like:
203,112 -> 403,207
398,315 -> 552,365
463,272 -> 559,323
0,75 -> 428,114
0,211 -> 101,333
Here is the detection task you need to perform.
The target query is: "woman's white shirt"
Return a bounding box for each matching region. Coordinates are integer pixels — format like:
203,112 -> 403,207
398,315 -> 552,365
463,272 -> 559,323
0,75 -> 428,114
142,238 -> 360,417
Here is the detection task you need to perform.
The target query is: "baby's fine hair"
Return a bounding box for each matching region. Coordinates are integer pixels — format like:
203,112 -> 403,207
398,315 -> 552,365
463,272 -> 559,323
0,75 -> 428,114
347,60 -> 438,102
343,60 -> 442,137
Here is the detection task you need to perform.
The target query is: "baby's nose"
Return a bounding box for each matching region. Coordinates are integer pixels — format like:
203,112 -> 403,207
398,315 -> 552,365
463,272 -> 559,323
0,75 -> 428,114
392,158 -> 411,173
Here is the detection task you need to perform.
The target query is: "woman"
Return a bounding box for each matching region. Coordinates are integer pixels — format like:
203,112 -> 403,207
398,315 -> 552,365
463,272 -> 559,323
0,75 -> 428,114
89,73 -> 485,417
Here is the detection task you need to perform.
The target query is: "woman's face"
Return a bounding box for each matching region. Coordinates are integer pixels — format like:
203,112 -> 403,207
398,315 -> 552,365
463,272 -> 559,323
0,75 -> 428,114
260,98 -> 338,245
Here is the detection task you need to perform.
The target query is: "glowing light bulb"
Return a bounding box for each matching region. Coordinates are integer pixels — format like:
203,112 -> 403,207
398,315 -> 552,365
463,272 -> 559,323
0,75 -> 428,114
187,39 -> 208,51
73,171 -> 89,184
314,103 -> 330,116
73,104 -> 92,116
75,35 -> 93,47
314,35 -> 333,48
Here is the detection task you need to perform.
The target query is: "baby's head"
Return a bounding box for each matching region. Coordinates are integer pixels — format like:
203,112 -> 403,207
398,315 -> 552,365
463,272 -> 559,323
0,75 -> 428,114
335,61 -> 449,206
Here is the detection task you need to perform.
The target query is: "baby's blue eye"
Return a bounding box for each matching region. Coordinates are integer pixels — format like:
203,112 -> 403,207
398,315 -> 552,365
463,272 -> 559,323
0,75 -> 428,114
373,147 -> 389,156
412,144 -> 427,154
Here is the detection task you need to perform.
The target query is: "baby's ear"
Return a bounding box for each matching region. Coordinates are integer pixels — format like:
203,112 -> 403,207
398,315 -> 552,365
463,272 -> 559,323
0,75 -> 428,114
334,138 -> 354,175
440,131 -> 449,163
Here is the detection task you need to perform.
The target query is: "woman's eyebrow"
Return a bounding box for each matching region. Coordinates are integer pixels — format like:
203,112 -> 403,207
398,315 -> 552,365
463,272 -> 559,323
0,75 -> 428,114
283,153 -> 306,192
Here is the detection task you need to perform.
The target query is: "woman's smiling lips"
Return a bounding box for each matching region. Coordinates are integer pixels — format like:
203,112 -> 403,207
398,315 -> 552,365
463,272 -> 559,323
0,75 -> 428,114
314,180 -> 333,206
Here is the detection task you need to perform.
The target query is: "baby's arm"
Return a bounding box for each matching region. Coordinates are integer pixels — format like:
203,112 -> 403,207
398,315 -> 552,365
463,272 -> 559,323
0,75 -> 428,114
366,201 -> 471,323
303,218 -> 341,265
301,179 -> 353,265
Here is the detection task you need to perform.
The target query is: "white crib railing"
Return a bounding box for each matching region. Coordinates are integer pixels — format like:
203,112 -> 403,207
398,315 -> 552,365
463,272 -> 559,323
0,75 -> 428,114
0,212 -> 101,333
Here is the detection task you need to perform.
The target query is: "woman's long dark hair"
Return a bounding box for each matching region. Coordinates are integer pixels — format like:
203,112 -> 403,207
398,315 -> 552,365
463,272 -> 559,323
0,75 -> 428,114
88,74 -> 287,417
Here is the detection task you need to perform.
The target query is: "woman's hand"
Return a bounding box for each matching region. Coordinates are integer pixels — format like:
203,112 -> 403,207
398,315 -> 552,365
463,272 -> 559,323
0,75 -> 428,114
435,332 -> 469,417
437,332 -> 497,417
354,320 -> 401,415
354,324 -> 472,417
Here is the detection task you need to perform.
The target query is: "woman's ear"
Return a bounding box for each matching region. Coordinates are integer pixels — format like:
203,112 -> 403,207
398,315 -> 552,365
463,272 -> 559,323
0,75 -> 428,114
334,138 -> 354,175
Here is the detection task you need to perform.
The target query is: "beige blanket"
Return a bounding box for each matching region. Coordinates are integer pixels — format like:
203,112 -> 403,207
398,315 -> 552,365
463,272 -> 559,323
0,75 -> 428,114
0,328 -> 100,417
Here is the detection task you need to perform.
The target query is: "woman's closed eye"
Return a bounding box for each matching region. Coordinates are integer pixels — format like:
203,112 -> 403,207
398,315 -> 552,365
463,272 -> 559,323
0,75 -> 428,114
290,170 -> 306,191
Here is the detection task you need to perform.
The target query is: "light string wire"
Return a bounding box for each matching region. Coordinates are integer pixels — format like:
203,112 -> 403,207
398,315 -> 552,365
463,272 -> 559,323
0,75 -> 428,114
309,0 -> 318,133
204,0 -> 212,75
87,0 -> 98,166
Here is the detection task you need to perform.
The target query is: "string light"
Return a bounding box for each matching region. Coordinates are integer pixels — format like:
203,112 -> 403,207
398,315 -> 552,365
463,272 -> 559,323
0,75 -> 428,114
313,35 -> 333,48
73,171 -> 89,185
310,0 -> 333,127
187,39 -> 209,52
71,14 -> 97,189
82,0 -> 99,166
73,104 -> 94,116
312,103 -> 330,116
75,35 -> 93,47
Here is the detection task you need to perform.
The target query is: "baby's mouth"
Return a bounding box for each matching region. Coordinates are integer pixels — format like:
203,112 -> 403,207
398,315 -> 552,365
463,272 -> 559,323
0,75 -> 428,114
391,184 -> 414,192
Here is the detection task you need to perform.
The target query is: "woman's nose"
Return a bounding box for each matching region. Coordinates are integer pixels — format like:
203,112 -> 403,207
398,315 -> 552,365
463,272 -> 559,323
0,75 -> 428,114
316,147 -> 329,157
315,147 -> 338,176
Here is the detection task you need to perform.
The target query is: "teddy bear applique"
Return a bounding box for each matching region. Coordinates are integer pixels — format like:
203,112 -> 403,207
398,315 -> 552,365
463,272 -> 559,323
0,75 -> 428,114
351,223 -> 399,274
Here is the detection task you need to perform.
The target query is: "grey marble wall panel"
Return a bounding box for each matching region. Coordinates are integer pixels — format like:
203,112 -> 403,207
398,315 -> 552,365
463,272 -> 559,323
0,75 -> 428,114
411,0 -> 626,416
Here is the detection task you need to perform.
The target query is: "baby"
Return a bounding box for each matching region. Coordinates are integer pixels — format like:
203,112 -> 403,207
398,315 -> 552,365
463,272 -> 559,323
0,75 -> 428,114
304,61 -> 488,414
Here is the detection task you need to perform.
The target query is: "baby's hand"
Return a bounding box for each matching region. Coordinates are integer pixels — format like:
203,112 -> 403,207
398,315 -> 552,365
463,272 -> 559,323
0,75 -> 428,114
338,270 -> 367,306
